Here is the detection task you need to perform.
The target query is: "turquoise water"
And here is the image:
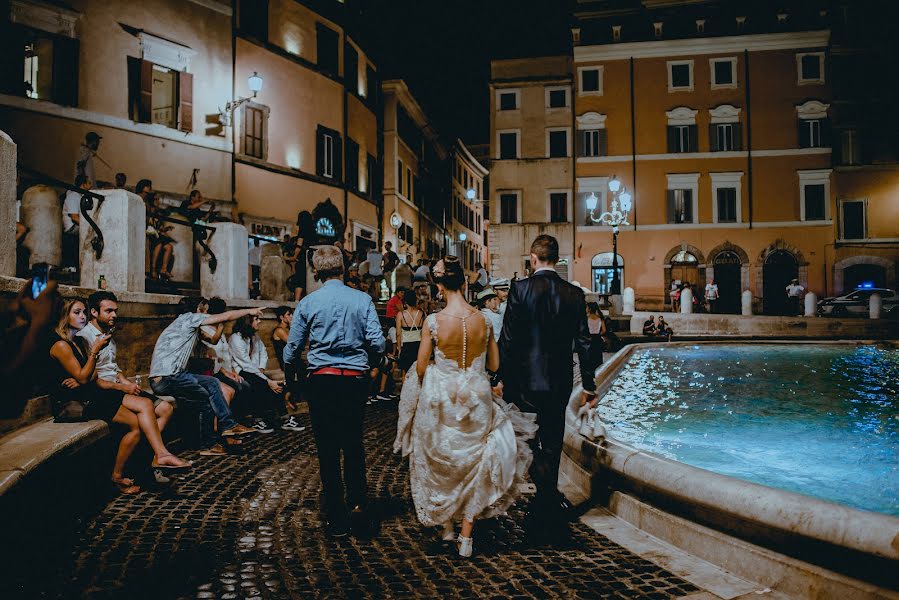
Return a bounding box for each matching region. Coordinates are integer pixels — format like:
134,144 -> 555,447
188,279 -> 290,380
598,344 -> 899,516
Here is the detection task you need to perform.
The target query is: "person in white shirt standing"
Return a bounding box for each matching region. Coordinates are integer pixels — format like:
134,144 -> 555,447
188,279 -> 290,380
365,246 -> 384,301
74,131 -> 101,184
78,290 -> 176,485
785,278 -> 805,316
704,278 -> 720,314
62,175 -> 91,270
248,239 -> 262,299
229,313 -> 288,433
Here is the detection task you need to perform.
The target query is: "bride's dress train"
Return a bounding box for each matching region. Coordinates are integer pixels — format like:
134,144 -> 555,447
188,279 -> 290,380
394,313 -> 536,527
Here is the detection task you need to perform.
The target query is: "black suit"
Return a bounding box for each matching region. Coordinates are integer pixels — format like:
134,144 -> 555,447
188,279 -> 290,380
499,269 -> 597,508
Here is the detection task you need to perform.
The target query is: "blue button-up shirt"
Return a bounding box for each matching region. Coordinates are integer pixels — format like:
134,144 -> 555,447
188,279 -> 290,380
284,279 -> 385,371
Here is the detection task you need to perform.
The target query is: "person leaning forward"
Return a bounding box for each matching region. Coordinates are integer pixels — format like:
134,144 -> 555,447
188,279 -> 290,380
284,245 -> 386,538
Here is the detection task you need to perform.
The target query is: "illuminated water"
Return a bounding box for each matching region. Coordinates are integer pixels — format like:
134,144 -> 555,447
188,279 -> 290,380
598,344 -> 899,516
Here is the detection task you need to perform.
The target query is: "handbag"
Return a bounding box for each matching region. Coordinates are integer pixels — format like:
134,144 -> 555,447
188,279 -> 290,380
53,399 -> 87,422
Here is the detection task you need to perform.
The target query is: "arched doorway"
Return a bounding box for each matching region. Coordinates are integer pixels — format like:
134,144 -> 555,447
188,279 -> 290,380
670,249 -> 700,290
763,250 -> 798,315
712,251 -> 742,313
844,264 -> 886,291
591,252 -> 624,294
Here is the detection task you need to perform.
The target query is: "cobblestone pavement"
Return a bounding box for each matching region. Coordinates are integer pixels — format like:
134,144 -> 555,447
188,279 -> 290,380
8,401 -> 699,600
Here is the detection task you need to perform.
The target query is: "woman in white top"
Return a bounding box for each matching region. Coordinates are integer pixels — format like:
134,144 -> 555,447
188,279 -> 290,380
586,302 -> 606,370
229,314 -> 285,432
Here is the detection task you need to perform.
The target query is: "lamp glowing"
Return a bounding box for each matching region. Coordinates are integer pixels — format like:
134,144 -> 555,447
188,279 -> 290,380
585,192 -> 598,211
459,232 -> 467,241
248,72 -> 263,96
608,177 -> 621,193
466,188 -> 476,200
619,191 -> 632,213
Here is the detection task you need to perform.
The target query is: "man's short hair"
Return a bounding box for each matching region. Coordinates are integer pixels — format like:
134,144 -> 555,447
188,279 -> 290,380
135,179 -> 152,195
530,234 -> 559,263
384,241 -> 392,248
312,245 -> 345,280
178,296 -> 207,314
74,174 -> 89,188
208,297 -> 227,315
88,290 -> 117,315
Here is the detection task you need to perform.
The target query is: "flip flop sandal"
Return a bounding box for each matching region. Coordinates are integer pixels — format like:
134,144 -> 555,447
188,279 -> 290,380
112,478 -> 141,495
151,454 -> 193,471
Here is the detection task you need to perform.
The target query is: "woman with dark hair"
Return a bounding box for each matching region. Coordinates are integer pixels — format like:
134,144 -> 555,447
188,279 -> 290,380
229,313 -> 286,433
586,302 -> 606,369
286,211 -> 315,301
145,192 -> 174,280
395,292 -> 425,378
50,299 -> 190,494
395,256 -> 536,558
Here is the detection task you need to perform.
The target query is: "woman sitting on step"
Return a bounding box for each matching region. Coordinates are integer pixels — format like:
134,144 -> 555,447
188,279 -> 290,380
49,298 -> 191,494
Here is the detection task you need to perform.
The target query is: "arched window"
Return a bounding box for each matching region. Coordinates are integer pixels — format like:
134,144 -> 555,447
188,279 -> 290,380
671,250 -> 697,263
591,252 -> 624,294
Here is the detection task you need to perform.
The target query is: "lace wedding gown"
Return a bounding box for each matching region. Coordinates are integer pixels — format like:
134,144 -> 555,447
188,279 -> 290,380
394,312 -> 537,527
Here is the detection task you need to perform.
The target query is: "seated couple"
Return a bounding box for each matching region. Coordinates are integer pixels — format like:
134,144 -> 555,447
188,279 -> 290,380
642,315 -> 673,341
50,291 -> 191,495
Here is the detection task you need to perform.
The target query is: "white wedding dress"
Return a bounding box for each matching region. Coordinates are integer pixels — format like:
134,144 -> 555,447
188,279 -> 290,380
394,312 -> 537,527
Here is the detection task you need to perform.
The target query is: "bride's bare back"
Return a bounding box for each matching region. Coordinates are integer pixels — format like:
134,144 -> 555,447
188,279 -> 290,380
432,310 -> 490,369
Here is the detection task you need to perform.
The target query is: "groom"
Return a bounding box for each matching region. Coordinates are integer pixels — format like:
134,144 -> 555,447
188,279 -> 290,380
498,234 -> 598,530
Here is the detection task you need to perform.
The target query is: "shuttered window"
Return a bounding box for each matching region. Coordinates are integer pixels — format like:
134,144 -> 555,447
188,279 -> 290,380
578,129 -> 607,157
803,184 -> 826,221
798,119 -> 828,148
134,60 -> 192,132
345,137 -> 359,190
667,125 -> 696,153
667,189 -> 693,223
550,193 -> 568,223
710,123 -> 742,152
717,188 -> 737,222
500,193 -> 519,224
316,24 -> 340,76
316,125 -> 341,180
243,105 -> 265,159
6,26 -> 79,106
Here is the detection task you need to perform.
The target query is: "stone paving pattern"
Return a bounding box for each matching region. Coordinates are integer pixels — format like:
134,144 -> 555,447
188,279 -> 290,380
5,402 -> 699,599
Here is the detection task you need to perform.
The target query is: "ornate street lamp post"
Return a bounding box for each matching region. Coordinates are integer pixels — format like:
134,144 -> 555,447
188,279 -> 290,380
585,177 -> 632,295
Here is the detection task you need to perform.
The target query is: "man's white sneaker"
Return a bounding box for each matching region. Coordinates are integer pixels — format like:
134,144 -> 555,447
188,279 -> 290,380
376,393 -> 393,402
281,416 -> 306,432
252,420 -> 274,434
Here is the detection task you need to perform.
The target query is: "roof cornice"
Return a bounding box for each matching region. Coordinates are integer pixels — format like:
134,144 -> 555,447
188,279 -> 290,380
455,139 -> 489,177
575,30 -> 830,62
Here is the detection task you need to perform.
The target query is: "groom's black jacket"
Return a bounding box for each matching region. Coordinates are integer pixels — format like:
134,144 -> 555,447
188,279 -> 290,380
498,269 -> 597,402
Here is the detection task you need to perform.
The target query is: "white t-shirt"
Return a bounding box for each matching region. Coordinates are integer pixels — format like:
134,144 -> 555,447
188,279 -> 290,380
413,265 -> 430,281
201,325 -> 232,373
367,251 -> 384,276
786,283 -> 804,298
705,283 -> 719,300
76,321 -> 120,382
62,190 -> 81,231
476,268 -> 489,286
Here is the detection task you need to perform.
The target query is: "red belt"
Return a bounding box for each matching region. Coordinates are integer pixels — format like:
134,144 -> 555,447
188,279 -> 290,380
311,367 -> 365,377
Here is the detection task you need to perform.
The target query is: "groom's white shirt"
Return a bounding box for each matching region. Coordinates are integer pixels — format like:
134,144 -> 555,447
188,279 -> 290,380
533,267 -> 556,274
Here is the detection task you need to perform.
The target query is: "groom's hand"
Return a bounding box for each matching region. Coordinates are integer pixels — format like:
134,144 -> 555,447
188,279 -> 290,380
492,382 -> 504,398
581,391 -> 598,408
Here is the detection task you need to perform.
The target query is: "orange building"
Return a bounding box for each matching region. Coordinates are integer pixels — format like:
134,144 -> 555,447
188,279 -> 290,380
564,1 -> 898,314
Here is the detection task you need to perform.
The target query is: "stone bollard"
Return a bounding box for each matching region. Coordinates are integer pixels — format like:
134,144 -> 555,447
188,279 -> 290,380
21,185 -> 62,268
609,294 -> 623,316
804,292 -> 817,317
680,288 -> 693,313
870,293 -> 882,319
622,287 -> 635,314
166,219 -> 195,282
0,130 -> 15,277
201,221 -> 249,300
261,254 -> 291,301
741,290 -> 753,315
79,190 -> 146,292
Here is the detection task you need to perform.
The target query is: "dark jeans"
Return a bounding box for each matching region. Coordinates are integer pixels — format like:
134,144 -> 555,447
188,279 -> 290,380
307,374 -> 369,518
517,390 -> 568,509
151,372 -> 237,449
238,371 -> 285,420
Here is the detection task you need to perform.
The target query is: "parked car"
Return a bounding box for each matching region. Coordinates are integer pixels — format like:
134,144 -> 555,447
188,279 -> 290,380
816,287 -> 899,318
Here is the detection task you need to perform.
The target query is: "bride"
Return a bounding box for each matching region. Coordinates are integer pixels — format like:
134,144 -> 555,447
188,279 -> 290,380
394,257 -> 536,557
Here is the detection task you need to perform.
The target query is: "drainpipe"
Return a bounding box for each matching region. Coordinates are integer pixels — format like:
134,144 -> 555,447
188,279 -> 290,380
630,57 -> 637,229
230,8 -> 237,205
343,68 -> 349,240
745,49 -> 753,229
571,78 -> 577,272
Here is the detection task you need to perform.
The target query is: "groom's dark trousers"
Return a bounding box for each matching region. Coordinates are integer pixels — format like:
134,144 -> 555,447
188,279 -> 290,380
499,269 -> 598,510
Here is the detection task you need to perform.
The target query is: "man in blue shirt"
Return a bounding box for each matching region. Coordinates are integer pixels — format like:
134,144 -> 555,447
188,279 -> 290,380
285,245 -> 385,537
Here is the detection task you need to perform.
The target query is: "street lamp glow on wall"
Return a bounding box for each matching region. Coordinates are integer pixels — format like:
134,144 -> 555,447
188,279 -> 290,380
585,176 -> 632,295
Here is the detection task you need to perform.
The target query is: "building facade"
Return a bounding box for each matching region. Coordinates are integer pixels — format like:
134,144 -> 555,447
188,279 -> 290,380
381,79 -> 449,263
233,0 -> 381,248
1,0 -> 233,203
450,139 -> 488,272
488,56 -> 576,282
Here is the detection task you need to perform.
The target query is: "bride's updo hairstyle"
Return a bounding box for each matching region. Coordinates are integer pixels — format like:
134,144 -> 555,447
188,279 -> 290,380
432,256 -> 466,291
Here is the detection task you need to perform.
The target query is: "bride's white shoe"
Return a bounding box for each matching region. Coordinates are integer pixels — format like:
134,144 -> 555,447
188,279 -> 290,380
441,521 -> 456,541
457,535 -> 473,557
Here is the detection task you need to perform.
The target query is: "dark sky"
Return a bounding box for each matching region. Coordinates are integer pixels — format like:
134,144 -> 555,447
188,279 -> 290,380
360,0 -> 573,146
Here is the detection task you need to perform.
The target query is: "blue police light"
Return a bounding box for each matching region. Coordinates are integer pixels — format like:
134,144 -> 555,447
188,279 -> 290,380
858,281 -> 874,289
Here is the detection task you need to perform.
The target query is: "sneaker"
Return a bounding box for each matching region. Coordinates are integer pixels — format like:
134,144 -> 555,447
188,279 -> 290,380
153,469 -> 172,485
281,416 -> 306,432
251,420 -> 274,434
375,393 -> 393,402
369,395 -> 379,403
222,423 -> 259,436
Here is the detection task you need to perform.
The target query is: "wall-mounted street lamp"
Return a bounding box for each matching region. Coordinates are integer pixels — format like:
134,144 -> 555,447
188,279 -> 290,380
585,177 -> 632,295
466,188 -> 476,200
459,232 -> 467,241
219,71 -> 264,127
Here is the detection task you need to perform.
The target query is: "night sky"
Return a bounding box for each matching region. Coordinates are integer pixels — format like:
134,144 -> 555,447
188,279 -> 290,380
361,0 -> 573,146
